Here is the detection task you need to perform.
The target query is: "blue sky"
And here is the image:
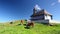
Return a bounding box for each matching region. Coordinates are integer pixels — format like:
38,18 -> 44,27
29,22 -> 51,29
0,0 -> 60,22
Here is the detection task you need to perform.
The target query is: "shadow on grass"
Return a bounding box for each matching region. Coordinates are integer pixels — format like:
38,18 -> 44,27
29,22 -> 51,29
23,24 -> 26,26
16,24 -> 21,26
23,24 -> 31,29
24,26 -> 30,29
16,24 -> 26,26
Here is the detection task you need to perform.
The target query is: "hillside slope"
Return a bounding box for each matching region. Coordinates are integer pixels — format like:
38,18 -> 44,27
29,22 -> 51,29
0,20 -> 60,34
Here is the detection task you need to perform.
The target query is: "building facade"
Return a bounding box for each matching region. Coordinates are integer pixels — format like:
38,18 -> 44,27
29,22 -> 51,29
30,5 -> 53,23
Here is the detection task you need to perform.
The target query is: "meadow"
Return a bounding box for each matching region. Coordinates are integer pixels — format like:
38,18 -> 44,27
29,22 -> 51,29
0,20 -> 60,34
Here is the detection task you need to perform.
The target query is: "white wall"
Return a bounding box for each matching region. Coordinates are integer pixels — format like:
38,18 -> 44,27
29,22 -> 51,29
45,15 -> 51,20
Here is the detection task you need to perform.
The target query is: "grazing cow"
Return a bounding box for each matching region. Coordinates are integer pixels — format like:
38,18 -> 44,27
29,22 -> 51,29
20,20 -> 24,25
26,20 -> 34,27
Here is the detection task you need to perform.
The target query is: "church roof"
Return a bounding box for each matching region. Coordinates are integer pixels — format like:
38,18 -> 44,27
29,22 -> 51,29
31,9 -> 52,17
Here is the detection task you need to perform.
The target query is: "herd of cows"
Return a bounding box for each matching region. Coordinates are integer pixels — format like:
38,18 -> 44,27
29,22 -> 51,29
9,20 -> 56,29
10,20 -> 35,28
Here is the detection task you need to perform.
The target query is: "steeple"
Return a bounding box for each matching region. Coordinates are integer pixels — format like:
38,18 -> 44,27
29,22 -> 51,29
34,5 -> 41,11
33,5 -> 41,15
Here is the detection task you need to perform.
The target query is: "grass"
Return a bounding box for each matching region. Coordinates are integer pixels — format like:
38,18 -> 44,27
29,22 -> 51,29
0,20 -> 60,34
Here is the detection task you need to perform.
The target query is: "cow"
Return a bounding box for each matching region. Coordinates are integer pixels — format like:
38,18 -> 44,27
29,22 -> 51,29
26,20 -> 34,28
20,20 -> 24,25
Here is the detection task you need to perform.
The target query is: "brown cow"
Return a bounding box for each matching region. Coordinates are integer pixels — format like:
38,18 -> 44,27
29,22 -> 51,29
20,20 -> 24,25
26,21 -> 34,27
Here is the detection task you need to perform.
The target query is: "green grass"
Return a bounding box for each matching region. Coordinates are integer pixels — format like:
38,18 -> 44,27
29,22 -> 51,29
0,20 -> 60,34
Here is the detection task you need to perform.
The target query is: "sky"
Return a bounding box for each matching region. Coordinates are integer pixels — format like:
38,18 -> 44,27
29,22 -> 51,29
0,0 -> 60,22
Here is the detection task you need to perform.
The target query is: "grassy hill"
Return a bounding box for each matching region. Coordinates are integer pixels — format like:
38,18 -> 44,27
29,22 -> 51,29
0,20 -> 60,34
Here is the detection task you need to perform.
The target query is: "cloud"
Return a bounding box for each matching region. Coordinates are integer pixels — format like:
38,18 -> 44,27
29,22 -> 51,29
51,0 -> 60,6
58,0 -> 60,3
51,2 -> 56,6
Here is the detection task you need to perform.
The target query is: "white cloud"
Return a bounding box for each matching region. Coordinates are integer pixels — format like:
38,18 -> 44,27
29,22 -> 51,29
58,0 -> 60,3
51,0 -> 60,6
51,2 -> 56,6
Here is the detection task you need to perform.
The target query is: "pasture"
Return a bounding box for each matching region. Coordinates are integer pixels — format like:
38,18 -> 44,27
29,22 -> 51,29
0,20 -> 60,34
